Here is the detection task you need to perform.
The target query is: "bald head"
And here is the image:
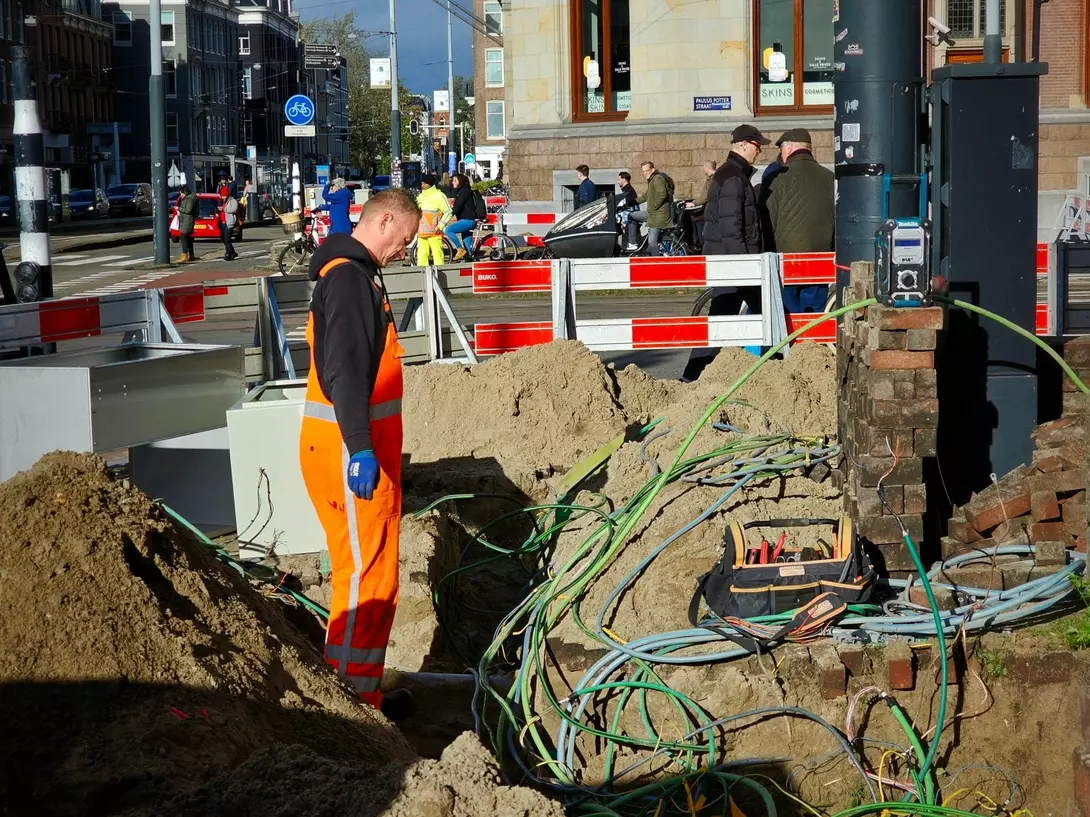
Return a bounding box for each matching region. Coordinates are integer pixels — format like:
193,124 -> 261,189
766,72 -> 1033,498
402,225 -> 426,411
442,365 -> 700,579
352,189 -> 422,267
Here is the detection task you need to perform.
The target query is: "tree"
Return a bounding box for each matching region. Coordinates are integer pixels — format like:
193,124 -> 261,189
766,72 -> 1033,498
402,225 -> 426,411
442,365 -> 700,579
300,13 -> 416,175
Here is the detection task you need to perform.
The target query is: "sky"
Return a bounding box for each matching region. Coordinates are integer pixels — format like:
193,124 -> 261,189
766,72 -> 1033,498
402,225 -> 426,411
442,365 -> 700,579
297,0 -> 475,95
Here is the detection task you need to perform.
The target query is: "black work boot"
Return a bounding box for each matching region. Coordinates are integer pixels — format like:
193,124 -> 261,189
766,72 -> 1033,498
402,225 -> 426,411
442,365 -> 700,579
379,688 -> 416,723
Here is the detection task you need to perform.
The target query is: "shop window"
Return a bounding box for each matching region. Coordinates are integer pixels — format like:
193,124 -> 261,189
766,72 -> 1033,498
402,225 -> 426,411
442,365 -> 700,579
570,0 -> 629,121
937,0 -> 1015,63
486,100 -> 505,139
485,48 -> 503,88
483,0 -> 501,36
753,0 -> 833,114
242,67 -> 252,100
160,11 -> 174,46
112,11 -> 131,45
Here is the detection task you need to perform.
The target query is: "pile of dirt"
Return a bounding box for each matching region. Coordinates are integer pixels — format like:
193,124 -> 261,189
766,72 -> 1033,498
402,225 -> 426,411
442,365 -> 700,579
0,453 -> 559,816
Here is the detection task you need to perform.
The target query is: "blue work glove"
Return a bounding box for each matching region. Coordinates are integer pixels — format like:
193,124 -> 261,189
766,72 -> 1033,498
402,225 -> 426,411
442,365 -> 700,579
347,449 -> 379,500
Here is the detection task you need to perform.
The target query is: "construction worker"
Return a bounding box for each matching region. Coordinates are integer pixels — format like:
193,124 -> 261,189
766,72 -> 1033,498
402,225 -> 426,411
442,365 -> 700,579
298,189 -> 422,720
415,172 -> 452,266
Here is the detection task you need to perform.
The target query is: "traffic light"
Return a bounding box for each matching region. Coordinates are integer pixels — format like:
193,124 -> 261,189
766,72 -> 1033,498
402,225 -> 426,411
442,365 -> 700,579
13,261 -> 41,303
408,119 -> 420,136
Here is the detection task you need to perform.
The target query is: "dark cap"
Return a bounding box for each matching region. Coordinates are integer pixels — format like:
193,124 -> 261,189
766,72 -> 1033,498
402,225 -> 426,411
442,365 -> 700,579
421,172 -> 437,187
776,128 -> 813,146
730,124 -> 771,146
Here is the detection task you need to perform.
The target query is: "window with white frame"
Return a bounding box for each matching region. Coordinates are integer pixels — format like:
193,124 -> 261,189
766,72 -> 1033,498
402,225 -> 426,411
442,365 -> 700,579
112,10 -> 131,45
485,48 -> 503,87
160,10 -> 174,45
164,59 -> 176,96
241,67 -> 252,100
239,31 -> 249,55
483,0 -> 501,35
485,100 -> 505,139
166,112 -> 178,148
941,0 -> 1013,41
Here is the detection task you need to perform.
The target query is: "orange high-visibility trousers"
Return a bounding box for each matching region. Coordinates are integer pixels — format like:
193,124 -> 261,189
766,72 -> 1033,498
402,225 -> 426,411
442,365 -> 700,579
299,258 -> 404,707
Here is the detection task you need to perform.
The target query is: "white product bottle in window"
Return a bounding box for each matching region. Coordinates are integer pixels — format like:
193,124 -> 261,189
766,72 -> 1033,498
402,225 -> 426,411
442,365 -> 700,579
769,41 -> 788,83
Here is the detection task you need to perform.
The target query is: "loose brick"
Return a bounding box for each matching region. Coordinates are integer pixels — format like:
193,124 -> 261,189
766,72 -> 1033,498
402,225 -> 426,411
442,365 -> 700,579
866,350 -> 935,370
940,566 -> 1005,591
908,584 -> 957,610
1064,336 -> 1090,367
871,306 -> 944,331
1000,561 -> 1032,588
858,514 -> 924,547
914,428 -> 938,457
1033,416 -> 1085,448
1035,540 -> 1068,566
903,484 -> 927,515
1030,469 -> 1087,496
878,541 -> 923,571
1032,520 -> 1069,543
942,535 -> 987,560
838,648 -> 867,678
869,399 -> 939,429
816,650 -> 847,700
964,485 -> 1032,532
1060,441 -> 1088,472
914,369 -> 938,398
1064,499 -> 1088,538
992,517 -> 1031,544
1031,490 -> 1061,522
856,455 -> 924,487
1006,651 -> 1074,685
1029,564 -> 1066,580
1033,448 -> 1065,474
853,486 -> 884,517
1064,490 -> 1087,506
1078,536 -> 1089,554
1074,748 -> 1090,817
1064,392 -> 1087,417
905,328 -> 938,351
861,427 -> 914,458
868,328 -> 907,351
886,643 -> 916,691
947,514 -> 984,543
919,642 -> 964,685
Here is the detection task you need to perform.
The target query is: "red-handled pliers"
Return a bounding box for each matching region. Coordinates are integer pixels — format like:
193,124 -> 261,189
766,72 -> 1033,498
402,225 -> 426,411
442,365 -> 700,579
770,532 -> 786,562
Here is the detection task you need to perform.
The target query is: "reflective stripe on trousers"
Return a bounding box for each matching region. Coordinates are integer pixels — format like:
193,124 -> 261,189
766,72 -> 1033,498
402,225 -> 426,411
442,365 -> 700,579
304,399 -> 402,424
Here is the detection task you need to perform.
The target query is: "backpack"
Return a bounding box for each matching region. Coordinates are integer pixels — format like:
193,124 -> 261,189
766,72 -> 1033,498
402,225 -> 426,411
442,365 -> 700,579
659,171 -> 676,204
472,189 -> 487,221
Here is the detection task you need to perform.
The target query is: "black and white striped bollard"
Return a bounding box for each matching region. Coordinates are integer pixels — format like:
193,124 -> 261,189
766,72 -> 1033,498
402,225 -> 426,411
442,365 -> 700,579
12,45 -> 52,302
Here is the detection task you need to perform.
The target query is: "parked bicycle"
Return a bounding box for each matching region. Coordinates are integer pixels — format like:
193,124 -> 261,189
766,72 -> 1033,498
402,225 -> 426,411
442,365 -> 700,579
277,213 -> 320,276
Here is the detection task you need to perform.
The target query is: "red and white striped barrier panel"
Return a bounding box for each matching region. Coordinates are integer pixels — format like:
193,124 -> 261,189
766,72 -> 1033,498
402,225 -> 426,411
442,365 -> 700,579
0,289 -> 170,349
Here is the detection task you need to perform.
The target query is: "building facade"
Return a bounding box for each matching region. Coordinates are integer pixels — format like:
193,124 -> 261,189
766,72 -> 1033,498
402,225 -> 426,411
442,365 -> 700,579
502,0 -> 1090,206
472,0 -> 504,179
104,0 -> 242,187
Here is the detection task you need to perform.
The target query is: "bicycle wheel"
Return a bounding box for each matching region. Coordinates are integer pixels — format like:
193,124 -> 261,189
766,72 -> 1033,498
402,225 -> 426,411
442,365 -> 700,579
278,241 -> 309,276
518,244 -> 551,260
482,233 -> 518,261
691,288 -> 715,317
658,237 -> 687,257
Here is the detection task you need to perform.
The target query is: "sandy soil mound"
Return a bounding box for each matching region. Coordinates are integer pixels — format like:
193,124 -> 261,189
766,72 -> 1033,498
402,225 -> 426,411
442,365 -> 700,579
0,453 -> 557,816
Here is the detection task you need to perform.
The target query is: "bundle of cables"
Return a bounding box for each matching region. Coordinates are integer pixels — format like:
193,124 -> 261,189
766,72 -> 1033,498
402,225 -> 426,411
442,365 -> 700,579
422,298 -> 1090,816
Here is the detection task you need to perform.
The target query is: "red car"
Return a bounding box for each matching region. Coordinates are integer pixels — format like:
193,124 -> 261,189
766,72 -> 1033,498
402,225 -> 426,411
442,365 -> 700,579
170,193 -> 243,242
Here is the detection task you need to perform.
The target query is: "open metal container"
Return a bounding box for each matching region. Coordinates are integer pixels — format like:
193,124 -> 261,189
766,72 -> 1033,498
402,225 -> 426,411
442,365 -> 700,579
0,343 -> 245,481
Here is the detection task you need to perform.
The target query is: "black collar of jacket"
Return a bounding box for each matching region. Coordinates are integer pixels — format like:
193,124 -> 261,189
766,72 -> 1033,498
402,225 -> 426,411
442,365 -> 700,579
308,232 -> 380,282
785,149 -> 816,164
724,151 -> 753,172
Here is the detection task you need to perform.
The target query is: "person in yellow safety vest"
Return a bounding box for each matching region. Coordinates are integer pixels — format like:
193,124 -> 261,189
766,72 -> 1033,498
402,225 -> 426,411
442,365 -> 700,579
415,173 -> 452,266
298,188 -> 422,722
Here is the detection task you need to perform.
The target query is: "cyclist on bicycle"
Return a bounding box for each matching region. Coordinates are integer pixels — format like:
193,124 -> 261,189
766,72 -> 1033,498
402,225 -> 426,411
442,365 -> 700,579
445,173 -> 476,262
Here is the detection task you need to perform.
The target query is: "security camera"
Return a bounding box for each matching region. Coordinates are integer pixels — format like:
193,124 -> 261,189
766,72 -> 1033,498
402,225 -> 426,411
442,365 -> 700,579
926,16 -> 956,46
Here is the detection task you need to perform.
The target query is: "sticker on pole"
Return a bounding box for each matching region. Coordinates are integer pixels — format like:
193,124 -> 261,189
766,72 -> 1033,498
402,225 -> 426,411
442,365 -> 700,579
284,94 -> 315,127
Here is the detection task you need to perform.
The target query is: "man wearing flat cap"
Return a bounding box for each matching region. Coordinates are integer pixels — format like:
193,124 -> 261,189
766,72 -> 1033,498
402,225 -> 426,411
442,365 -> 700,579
683,124 -> 769,380
763,128 -> 835,313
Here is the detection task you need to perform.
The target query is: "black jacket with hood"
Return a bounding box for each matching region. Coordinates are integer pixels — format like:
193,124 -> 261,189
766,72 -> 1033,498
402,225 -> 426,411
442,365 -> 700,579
307,233 -> 390,456
702,151 -> 763,255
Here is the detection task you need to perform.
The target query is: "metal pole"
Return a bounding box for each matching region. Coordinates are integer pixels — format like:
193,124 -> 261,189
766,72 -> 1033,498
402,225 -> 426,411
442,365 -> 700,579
292,161 -> 301,211
389,0 -> 401,163
446,0 -> 456,175
112,121 -> 121,184
12,45 -> 52,301
149,0 -> 169,264
983,0 -> 1002,63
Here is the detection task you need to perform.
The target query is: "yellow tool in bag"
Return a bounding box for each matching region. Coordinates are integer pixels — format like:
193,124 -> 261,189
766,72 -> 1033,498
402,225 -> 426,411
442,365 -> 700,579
690,517 -> 877,621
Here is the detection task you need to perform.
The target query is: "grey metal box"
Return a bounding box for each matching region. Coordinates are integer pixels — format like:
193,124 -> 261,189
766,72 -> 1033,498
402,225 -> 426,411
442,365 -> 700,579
0,343 -> 245,482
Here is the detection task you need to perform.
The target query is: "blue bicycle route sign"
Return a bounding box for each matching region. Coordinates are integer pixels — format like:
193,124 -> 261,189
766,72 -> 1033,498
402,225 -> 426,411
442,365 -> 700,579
284,95 -> 315,126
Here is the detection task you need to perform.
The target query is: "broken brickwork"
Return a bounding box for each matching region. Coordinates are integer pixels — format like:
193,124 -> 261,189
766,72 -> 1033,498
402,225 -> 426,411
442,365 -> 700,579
837,262 -> 940,576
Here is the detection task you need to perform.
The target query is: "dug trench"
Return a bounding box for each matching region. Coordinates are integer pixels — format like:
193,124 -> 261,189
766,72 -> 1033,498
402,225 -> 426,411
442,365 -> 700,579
1,340 -> 1087,814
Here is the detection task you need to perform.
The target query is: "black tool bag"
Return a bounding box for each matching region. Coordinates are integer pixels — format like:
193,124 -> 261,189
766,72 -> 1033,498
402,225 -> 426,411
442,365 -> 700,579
691,517 -> 877,621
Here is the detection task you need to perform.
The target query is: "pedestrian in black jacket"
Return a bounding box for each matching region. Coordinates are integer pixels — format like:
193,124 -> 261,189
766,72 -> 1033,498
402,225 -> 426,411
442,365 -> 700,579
682,124 -> 770,382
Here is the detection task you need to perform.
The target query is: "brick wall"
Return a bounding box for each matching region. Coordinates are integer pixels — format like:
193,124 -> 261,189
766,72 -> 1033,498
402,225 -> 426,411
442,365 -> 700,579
1027,0 -> 1088,109
472,0 -> 505,150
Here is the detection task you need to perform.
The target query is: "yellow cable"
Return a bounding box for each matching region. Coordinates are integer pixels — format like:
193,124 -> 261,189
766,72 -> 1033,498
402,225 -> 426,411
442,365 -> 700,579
941,789 -> 969,807
878,750 -> 899,801
601,626 -> 628,645
682,778 -> 698,817
746,774 -> 823,817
